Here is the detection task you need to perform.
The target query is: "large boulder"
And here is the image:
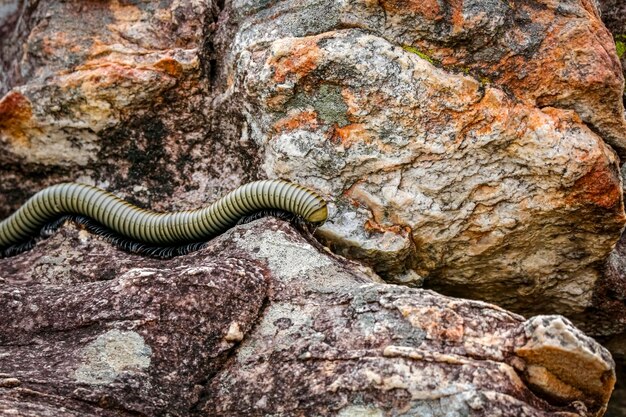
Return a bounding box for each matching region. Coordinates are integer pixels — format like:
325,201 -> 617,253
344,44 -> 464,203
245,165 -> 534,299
0,218 -> 617,416
0,0 -> 256,215
1,0 -> 624,319
214,0 -> 626,318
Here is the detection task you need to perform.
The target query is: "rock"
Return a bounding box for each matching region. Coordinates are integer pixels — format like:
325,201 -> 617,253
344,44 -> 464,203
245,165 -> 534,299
599,0 -> 626,95
0,0 -> 257,218
0,222 -> 269,416
602,335 -> 626,417
1,0 -> 625,414
217,0 -> 626,317
0,218 -> 616,416
2,0 -> 624,319
601,0 -> 626,33
587,3 -> 626,415
596,232 -> 626,417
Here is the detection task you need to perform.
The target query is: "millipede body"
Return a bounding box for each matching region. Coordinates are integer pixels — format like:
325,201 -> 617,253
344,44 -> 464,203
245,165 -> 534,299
0,180 -> 328,254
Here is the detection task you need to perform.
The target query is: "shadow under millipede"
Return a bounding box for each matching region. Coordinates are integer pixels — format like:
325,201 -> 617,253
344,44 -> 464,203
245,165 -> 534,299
0,210 -> 310,259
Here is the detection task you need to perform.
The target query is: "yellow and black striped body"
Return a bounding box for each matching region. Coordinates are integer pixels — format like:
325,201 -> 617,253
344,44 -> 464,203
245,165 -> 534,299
0,180 -> 328,250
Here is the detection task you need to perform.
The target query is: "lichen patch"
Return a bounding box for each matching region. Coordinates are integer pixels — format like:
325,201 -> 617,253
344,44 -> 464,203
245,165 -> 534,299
74,329 -> 152,385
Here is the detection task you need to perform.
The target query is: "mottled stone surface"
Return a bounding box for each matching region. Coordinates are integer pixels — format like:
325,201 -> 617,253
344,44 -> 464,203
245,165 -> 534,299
216,0 -> 626,317
600,0 -> 626,37
599,232 -> 626,417
599,0 -> 626,93
2,0 -> 625,319
0,219 -> 617,416
0,222 -> 269,416
1,0 -> 626,415
0,0 -> 258,218
594,2 -> 626,416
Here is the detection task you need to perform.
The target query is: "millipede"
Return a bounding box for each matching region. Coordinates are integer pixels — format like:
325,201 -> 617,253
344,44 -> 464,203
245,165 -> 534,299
0,179 -> 328,258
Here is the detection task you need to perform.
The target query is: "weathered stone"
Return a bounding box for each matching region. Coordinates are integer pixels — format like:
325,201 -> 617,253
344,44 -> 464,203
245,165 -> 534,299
591,2 -> 626,415
0,222 -> 268,416
220,7 -> 625,316
2,0 -> 624,319
604,336 -> 626,417
597,231 -> 626,417
1,0 -> 625,414
599,0 -> 626,95
0,219 -> 617,416
0,0 -> 258,219
2,0 -> 624,318
601,0 -> 626,33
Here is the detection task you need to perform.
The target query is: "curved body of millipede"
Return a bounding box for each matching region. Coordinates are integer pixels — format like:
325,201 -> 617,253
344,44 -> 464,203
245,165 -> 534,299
0,180 -> 328,254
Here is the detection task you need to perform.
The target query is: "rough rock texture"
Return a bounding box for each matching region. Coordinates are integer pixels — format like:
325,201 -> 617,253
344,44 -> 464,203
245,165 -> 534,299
599,230 -> 626,417
0,232 -> 269,416
0,0 -> 258,216
0,218 -> 617,416
599,0 -> 626,93
2,0 -> 625,318
213,0 -> 626,318
594,2 -> 626,416
2,0 -> 626,414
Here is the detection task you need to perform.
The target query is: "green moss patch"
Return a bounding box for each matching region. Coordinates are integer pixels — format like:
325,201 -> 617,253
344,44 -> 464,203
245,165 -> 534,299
402,45 -> 436,65
616,39 -> 625,59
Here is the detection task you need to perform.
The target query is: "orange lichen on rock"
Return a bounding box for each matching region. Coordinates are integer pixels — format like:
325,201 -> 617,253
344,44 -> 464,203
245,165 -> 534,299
66,61 -> 175,100
379,0 -> 443,19
539,107 -> 583,125
271,38 -> 321,83
569,160 -> 623,210
0,91 -> 32,126
397,305 -> 465,342
0,92 -> 34,147
340,88 -> 362,117
447,0 -> 465,33
331,123 -> 368,148
364,219 -> 410,237
504,18 -> 622,103
273,111 -> 319,133
154,57 -> 184,78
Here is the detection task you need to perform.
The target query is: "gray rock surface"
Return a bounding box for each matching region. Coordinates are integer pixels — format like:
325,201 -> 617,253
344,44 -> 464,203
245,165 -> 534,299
599,0 -> 626,97
0,219 -> 617,416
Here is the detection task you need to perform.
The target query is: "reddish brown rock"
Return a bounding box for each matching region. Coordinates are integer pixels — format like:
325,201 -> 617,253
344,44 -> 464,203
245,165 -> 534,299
0,219 -> 617,416
2,0 -> 624,318
229,23 -> 625,316
379,0 -> 626,157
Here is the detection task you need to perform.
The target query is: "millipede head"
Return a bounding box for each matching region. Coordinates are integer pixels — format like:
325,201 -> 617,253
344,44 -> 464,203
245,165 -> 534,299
305,200 -> 328,224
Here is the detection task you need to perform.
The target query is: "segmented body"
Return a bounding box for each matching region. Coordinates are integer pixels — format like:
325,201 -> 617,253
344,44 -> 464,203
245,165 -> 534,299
0,180 -> 328,250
